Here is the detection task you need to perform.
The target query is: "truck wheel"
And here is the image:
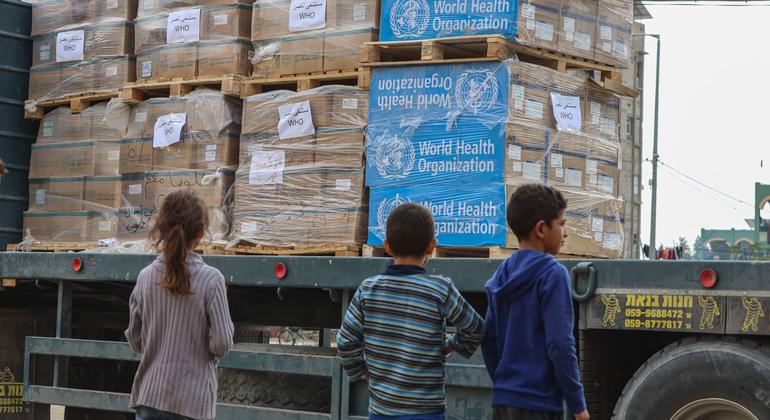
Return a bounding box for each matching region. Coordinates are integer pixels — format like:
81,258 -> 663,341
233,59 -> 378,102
612,336 -> 770,420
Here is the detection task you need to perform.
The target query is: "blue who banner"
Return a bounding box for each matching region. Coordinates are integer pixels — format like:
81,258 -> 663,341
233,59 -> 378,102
367,62 -> 511,186
368,185 -> 507,247
379,0 -> 519,42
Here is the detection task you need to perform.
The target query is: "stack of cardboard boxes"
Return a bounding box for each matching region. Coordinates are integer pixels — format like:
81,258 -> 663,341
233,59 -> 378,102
114,88 -> 241,242
378,0 -> 633,68
250,0 -> 379,77
366,59 -> 625,258
134,0 -> 254,81
231,86 -> 369,247
28,0 -> 137,103
24,104 -> 123,242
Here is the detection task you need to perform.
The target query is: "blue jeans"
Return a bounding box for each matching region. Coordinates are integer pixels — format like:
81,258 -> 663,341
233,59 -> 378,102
369,412 -> 446,420
135,406 -> 194,420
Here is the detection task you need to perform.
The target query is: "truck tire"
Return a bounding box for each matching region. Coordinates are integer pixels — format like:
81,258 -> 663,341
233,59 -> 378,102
612,336 -> 770,420
217,370 -> 331,413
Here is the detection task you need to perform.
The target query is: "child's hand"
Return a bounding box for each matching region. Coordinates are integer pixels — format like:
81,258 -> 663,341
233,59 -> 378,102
574,410 -> 589,420
444,343 -> 454,359
362,373 -> 369,381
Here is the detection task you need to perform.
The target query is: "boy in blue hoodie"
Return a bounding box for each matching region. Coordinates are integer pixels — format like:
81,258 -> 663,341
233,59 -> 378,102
481,184 -> 589,420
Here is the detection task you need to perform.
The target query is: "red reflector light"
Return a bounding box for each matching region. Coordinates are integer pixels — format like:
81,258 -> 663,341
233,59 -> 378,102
700,269 -> 717,288
71,257 -> 83,272
275,263 -> 287,279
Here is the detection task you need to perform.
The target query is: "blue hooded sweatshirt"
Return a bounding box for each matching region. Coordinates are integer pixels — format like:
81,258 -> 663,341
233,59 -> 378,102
481,249 -> 586,414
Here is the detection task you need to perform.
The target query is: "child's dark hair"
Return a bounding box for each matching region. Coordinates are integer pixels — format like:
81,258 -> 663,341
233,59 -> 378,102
386,203 -> 435,258
150,189 -> 209,295
507,184 -> 567,240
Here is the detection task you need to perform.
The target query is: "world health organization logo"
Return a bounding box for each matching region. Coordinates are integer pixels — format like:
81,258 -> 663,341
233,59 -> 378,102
374,134 -> 416,179
390,0 -> 430,39
375,193 -> 411,237
455,70 -> 499,114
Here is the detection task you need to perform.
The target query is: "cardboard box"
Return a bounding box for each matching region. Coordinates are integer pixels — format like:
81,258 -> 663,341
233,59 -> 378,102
32,0 -> 137,36
504,122 -> 549,185
89,103 -> 126,140
84,211 -> 119,241
184,93 -> 241,133
201,3 -> 252,39
314,129 -> 365,169
142,169 -> 234,209
251,36 -> 324,78
30,56 -> 135,101
326,87 -> 369,128
504,187 -> 624,258
322,169 -> 366,208
231,207 -> 366,247
127,97 -> 187,138
508,61 -> 555,128
242,90 -> 327,135
28,64 -> 61,101
46,177 -> 85,212
94,56 -> 136,92
84,176 -> 124,210
334,0 -> 379,29
517,0 -> 560,51
36,107 -> 92,143
152,137 -> 195,170
134,14 -> 167,52
323,29 -> 377,72
251,0 -> 291,41
23,211 -> 88,242
595,0 -> 632,67
120,174 -> 149,208
136,45 -> 197,81
197,39 -> 252,77
191,129 -> 241,169
29,139 -> 122,178
558,0 -> 597,60
119,137 -> 154,174
33,21 -> 134,66
584,83 -> 620,140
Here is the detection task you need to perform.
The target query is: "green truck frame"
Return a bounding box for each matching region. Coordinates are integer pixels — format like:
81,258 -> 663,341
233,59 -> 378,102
1,252 -> 768,420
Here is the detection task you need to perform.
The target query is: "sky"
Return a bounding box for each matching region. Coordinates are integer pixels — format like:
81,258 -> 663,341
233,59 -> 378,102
638,4 -> 770,252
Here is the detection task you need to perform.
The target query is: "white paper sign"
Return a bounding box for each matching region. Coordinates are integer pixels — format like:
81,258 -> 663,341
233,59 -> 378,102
511,85 -> 525,110
512,161 -> 523,172
551,93 -> 582,133
214,14 -> 228,25
56,30 -> 85,62
249,150 -> 285,184
555,168 -> 564,179
43,121 -> 54,137
353,2 -> 367,21
141,61 -> 152,78
586,159 -> 598,174
242,221 -> 257,233
525,99 -> 544,119
278,101 -> 315,139
551,153 -> 563,168
592,217 -> 604,232
575,31 -> 591,51
523,162 -> 541,181
600,117 -> 616,135
135,112 -> 147,122
594,232 -> 603,242
39,45 -> 50,61
99,221 -> 112,231
526,19 -> 534,30
167,8 -> 201,43
105,66 -> 118,77
613,41 -> 628,59
508,144 -> 521,160
335,179 -> 352,191
536,21 -> 554,41
106,0 -> 118,9
601,25 -> 613,40
35,189 -> 46,205
588,174 -> 597,185
289,0 -> 326,32
563,17 -> 575,40
153,113 -> 187,148
108,150 -> 120,161
205,144 -> 217,161
129,184 -> 142,195
342,98 -> 359,109
603,232 -> 621,250
521,3 -> 535,19
599,175 -> 615,193
602,42 -> 612,53
565,168 -> 582,187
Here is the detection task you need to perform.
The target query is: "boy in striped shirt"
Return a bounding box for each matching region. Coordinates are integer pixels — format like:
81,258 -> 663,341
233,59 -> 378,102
337,203 -> 485,419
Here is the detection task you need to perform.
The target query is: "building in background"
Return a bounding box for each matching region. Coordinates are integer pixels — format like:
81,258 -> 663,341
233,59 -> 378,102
619,6 -> 650,259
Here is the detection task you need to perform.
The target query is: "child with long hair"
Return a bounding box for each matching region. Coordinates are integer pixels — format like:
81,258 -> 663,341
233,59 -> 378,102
125,190 -> 234,420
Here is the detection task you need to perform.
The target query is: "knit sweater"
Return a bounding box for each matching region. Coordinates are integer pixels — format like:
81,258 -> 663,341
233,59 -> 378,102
125,253 -> 234,420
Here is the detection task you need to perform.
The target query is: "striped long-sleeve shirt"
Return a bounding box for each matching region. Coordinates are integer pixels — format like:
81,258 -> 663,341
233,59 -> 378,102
125,253 -> 234,420
336,265 -> 485,416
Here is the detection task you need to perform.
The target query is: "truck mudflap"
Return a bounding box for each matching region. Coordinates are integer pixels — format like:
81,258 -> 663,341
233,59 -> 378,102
584,289 -> 770,335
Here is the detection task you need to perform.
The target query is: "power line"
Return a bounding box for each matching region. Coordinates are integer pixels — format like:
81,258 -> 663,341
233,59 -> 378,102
658,164 -> 750,215
649,158 -> 754,208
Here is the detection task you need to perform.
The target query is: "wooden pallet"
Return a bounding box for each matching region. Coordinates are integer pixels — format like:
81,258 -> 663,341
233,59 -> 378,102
214,243 -> 363,256
359,35 -> 638,97
119,74 -> 243,103
24,91 -> 119,119
240,69 -> 371,97
7,242 -> 104,252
